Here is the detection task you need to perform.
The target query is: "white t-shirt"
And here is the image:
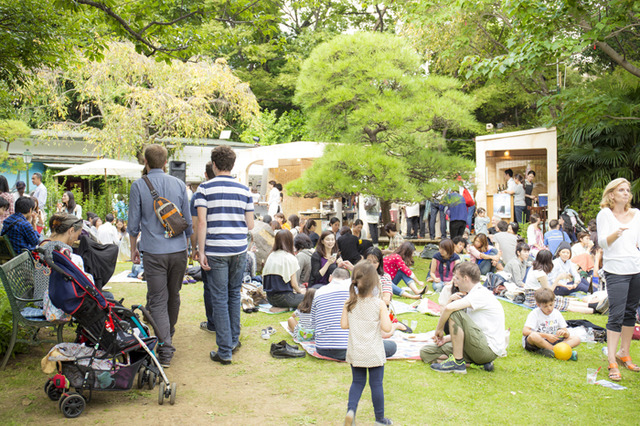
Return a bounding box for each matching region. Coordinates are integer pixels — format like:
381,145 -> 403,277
465,284 -> 507,356
405,203 -> 420,218
522,308 -> 567,347
96,222 -> 119,245
524,269 -> 547,290
571,243 -> 587,257
262,250 -> 300,281
596,208 -> 640,274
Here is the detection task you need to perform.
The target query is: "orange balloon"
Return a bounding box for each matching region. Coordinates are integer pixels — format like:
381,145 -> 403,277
553,342 -> 572,360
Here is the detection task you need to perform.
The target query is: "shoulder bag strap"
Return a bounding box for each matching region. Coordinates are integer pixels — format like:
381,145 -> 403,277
142,176 -> 160,201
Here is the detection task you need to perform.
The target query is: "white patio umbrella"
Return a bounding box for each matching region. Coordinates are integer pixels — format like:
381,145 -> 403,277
54,158 -> 144,179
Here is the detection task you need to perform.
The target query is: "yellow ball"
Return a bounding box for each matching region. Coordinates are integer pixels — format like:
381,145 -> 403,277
553,342 -> 572,360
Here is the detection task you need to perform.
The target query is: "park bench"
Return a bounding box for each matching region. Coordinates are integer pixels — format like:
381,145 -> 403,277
0,236 -> 16,264
0,251 -> 65,369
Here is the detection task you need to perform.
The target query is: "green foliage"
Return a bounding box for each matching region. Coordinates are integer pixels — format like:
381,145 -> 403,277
16,42 -> 260,159
554,70 -> 640,206
0,119 -> 31,169
291,32 -> 478,200
574,186 -> 604,224
0,286 -> 28,358
240,109 -> 307,145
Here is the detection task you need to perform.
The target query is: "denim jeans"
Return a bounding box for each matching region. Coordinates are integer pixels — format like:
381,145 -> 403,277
317,340 -> 397,361
202,266 -> 215,331
553,278 -> 590,296
392,270 -> 414,295
478,248 -> 498,275
204,252 -> 247,359
466,205 -> 476,231
514,205 -> 526,224
348,365 -> 385,421
429,202 -> 446,239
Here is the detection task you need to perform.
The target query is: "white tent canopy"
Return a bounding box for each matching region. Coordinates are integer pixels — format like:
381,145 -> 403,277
55,159 -> 144,179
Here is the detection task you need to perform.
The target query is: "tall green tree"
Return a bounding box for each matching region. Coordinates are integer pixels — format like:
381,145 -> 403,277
288,32 -> 478,201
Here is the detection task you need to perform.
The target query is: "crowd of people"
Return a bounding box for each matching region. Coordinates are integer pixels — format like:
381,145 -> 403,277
5,152 -> 640,424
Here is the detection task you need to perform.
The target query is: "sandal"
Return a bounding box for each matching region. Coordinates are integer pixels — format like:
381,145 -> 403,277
608,363 -> 622,381
615,355 -> 640,372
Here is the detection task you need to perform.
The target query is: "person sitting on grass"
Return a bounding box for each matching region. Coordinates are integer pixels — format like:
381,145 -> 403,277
527,213 -> 546,257
467,233 -> 501,275
474,207 -> 490,236
427,239 -> 460,293
262,230 -> 305,312
503,242 -> 530,287
524,250 -> 597,314
382,222 -> 404,255
550,242 -> 590,295
365,247 -> 412,334
421,262 -> 506,373
338,226 -> 363,265
383,242 -> 425,299
522,288 -> 580,360
287,288 -> 316,341
492,220 -> 518,266
544,219 -> 571,258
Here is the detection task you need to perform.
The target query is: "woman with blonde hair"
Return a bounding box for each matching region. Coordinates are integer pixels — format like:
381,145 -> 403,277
596,178 -> 640,381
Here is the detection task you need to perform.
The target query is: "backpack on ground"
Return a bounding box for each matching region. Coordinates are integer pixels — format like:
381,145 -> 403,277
420,244 -> 439,259
142,176 -> 188,238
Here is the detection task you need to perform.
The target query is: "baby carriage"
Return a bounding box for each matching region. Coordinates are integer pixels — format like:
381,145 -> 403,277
34,243 -> 177,418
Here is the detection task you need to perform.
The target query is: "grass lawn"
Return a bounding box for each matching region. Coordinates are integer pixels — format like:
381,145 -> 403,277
1,254 -> 640,424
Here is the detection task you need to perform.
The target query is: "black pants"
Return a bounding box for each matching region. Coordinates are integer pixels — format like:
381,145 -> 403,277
604,271 -> 640,332
407,217 -> 419,238
450,220 -> 466,239
369,223 -> 379,245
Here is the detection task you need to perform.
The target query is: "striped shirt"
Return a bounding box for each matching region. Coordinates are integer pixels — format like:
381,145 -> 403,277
311,279 -> 351,350
194,175 -> 254,257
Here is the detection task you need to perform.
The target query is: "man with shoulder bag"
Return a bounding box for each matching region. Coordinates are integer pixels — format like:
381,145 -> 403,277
128,144 -> 192,368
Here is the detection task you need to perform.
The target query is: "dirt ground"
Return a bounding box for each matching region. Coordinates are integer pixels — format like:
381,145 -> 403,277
0,279 -> 344,425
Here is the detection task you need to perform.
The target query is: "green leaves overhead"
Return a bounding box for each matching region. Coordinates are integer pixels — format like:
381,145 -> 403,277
290,32 -> 477,201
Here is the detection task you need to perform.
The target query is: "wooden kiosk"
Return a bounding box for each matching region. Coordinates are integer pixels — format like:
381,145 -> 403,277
475,127 -> 558,222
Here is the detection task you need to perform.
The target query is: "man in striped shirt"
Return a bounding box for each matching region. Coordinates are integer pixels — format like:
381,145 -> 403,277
195,145 -> 254,365
311,268 -> 352,360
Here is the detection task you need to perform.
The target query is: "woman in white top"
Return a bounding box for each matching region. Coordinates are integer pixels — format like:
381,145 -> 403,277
524,249 -> 594,314
526,213 -> 545,256
262,229 -> 305,310
57,191 -> 83,219
596,178 -> 640,381
267,180 -> 280,217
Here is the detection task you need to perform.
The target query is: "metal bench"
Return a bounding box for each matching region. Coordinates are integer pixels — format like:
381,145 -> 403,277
0,251 -> 64,369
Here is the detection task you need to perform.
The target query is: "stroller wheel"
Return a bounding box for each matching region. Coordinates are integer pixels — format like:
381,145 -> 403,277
60,393 -> 85,418
147,371 -> 157,390
169,382 -> 177,405
45,379 -> 63,401
158,382 -> 166,405
137,366 -> 146,389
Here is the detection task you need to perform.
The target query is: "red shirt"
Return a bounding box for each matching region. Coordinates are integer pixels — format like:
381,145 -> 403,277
383,254 -> 412,280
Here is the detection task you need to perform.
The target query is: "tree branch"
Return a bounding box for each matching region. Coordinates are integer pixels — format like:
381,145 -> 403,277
604,115 -> 640,120
72,0 -> 195,55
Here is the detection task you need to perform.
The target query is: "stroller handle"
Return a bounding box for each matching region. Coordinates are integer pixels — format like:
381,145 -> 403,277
34,243 -> 72,277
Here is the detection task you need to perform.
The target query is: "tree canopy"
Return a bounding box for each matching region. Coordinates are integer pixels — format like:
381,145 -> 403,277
288,32 -> 477,201
17,42 -> 260,159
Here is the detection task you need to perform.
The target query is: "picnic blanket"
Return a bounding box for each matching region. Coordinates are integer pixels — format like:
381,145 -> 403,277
258,303 -> 294,314
391,299 -> 442,316
279,321 -> 430,361
107,270 -> 144,284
